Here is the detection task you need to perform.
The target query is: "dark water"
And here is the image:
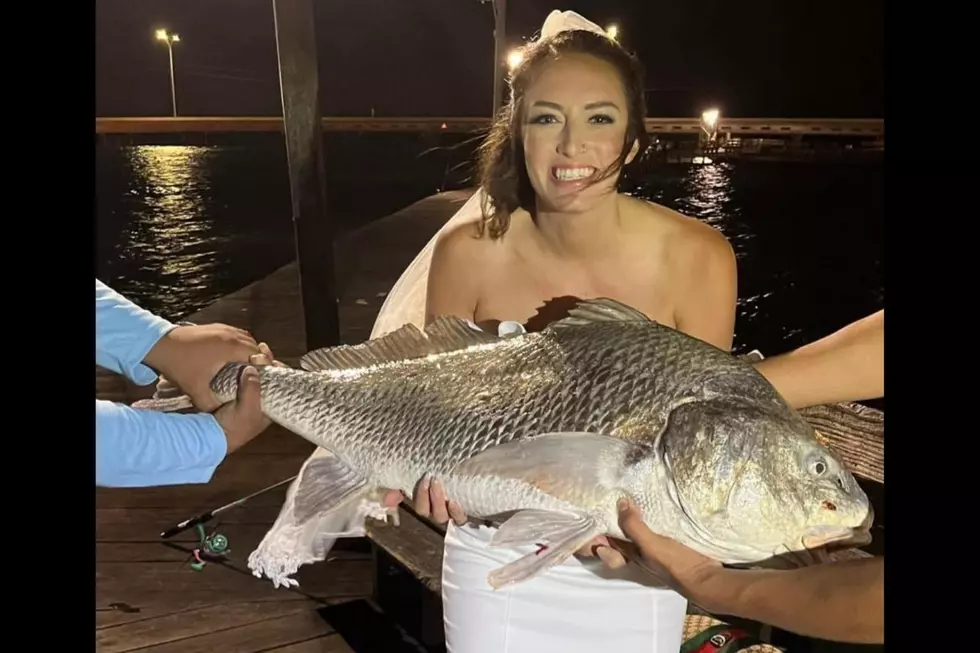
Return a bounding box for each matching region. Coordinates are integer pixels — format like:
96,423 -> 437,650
95,143 -> 882,359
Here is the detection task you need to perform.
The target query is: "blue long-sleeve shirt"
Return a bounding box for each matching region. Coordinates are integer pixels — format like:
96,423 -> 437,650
96,279 -> 227,487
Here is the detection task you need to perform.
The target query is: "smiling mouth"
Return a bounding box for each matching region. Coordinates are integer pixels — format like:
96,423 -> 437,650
551,166 -> 597,182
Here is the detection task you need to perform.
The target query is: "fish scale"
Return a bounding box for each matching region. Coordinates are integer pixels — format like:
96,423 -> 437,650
198,298 -> 874,590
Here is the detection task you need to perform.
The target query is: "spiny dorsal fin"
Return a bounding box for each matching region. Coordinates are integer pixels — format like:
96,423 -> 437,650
551,298 -> 653,329
424,315 -> 501,353
299,317 -> 501,372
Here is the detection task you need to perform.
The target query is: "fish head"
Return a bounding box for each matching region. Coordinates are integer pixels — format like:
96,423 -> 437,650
658,398 -> 873,564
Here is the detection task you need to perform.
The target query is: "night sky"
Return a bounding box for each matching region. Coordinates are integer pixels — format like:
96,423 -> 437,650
95,0 -> 883,119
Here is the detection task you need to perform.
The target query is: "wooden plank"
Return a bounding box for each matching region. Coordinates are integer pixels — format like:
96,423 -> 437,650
96,542 -> 368,564
96,506 -> 284,542
801,401 -> 884,484
96,559 -> 372,610
123,610 -> 343,653
262,635 -> 355,653
365,507 -> 444,593
97,600 -> 317,652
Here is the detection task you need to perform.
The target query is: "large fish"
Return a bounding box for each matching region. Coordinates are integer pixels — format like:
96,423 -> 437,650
158,298 -> 874,589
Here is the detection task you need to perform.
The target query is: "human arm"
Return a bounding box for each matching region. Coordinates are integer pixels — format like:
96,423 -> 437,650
96,278 -> 262,411
673,228 -> 739,352
96,400 -> 227,487
609,500 -> 883,645
753,309 -> 883,409
95,279 -> 179,385
95,359 -> 272,487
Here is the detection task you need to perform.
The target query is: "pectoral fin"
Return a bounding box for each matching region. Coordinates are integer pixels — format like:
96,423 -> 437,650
452,431 -> 649,507
292,454 -> 364,517
486,509 -> 603,589
247,449 -> 394,589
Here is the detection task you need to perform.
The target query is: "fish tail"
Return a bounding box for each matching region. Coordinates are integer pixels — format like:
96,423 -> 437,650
129,394 -> 195,412
127,362 -> 246,413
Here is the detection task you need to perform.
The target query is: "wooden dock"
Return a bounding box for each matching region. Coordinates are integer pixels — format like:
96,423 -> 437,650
95,190 -> 474,653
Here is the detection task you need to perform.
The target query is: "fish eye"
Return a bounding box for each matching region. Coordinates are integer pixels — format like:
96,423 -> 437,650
806,454 -> 828,477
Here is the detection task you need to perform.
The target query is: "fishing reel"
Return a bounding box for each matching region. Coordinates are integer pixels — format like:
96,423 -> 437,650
189,523 -> 231,571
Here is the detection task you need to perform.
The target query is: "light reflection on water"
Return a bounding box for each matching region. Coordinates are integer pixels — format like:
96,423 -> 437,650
629,159 -> 883,355
111,146 -> 223,315
96,144 -> 296,319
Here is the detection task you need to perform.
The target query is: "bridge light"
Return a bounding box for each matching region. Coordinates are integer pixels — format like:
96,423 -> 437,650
701,108 -> 720,129
700,108 -> 721,143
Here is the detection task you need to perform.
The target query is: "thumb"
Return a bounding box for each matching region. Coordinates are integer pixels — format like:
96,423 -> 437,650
617,498 -> 660,549
234,365 -> 262,412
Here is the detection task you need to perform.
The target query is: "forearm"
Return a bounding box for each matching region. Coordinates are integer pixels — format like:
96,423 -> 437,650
95,279 -> 176,385
95,400 -> 227,487
688,558 -> 883,644
754,310 -> 883,409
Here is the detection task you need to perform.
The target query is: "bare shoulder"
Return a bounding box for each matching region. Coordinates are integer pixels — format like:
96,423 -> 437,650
622,195 -> 735,275
620,195 -> 737,349
426,210 -> 502,321
430,210 -> 499,274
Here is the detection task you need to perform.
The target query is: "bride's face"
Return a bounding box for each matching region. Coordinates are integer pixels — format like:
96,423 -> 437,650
521,53 -> 636,214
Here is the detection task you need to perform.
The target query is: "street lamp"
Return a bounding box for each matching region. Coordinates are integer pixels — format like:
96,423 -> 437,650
155,29 -> 180,116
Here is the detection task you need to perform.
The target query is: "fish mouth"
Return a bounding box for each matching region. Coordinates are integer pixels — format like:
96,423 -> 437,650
797,505 -> 875,563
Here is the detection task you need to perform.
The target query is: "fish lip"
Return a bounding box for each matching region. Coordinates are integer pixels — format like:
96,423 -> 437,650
801,507 -> 875,551
803,527 -> 872,551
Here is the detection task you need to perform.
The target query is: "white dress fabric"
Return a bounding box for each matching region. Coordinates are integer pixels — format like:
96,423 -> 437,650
442,521 -> 687,652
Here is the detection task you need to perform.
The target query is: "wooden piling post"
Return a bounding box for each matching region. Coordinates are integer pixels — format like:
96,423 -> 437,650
491,0 -> 508,115
272,0 -> 340,350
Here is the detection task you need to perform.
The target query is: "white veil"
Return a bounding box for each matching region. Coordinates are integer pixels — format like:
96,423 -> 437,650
247,9 -> 617,589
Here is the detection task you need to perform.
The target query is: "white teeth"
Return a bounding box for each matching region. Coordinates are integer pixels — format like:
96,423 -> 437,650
553,167 -> 595,181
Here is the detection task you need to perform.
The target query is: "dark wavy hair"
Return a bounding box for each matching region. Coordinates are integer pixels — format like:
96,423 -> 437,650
475,29 -> 649,239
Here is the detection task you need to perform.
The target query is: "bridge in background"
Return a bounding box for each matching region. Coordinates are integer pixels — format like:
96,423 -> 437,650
95,116 -> 884,139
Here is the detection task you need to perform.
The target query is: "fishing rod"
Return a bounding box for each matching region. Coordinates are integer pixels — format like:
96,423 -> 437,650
159,475 -> 297,539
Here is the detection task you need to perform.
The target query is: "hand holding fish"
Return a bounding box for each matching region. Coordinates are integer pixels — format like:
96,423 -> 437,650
144,323 -> 264,412
604,498 -> 721,590
384,481 -> 616,562
382,477 -> 468,526
212,347 -> 287,453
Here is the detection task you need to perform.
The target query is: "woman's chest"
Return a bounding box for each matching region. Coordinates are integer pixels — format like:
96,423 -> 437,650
473,259 -> 678,331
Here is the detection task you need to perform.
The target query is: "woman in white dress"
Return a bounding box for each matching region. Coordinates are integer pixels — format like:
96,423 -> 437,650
375,9 -> 740,653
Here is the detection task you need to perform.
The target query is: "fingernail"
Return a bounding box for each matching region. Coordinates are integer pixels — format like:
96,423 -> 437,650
617,498 -> 630,512
595,546 -> 623,568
